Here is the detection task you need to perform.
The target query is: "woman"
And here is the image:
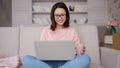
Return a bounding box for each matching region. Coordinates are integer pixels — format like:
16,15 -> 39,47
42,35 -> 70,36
22,2 -> 91,68
0,54 -> 19,68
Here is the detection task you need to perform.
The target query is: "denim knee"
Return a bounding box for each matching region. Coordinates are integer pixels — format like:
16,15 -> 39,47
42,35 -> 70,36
76,54 -> 91,66
22,55 -> 36,63
23,55 -> 35,59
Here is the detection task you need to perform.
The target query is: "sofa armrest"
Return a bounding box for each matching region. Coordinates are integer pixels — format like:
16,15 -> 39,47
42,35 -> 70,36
100,47 -> 120,68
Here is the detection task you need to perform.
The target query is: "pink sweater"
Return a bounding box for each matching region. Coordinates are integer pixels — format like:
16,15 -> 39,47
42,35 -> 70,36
40,26 -> 83,55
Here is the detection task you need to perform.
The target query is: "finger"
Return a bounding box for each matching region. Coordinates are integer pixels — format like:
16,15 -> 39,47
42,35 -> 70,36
83,49 -> 85,52
83,46 -> 86,49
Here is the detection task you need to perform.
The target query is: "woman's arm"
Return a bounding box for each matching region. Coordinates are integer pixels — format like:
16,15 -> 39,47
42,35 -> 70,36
73,29 -> 85,55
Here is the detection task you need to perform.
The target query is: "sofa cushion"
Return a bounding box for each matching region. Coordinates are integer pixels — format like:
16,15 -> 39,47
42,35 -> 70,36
72,25 -> 101,64
20,27 -> 44,58
0,27 -> 19,56
90,63 -> 104,68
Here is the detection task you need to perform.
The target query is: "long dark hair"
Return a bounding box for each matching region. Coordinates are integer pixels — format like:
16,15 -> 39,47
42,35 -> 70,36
50,2 -> 70,31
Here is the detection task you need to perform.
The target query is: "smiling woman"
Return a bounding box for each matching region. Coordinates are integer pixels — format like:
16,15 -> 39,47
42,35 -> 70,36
22,2 -> 91,68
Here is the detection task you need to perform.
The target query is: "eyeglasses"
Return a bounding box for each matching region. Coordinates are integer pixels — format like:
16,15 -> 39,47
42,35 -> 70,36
54,14 -> 66,18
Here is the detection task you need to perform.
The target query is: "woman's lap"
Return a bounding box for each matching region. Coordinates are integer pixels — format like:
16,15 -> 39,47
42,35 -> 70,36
44,61 -> 67,68
22,54 -> 91,68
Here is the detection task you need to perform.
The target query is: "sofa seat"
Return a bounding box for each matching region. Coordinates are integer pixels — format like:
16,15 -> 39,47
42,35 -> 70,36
19,63 -> 104,68
90,63 -> 104,68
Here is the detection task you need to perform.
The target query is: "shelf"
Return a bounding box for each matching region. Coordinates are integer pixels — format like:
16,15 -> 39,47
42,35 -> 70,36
70,11 -> 87,14
32,0 -> 88,25
32,11 -> 88,14
33,12 -> 50,14
33,0 -> 87,2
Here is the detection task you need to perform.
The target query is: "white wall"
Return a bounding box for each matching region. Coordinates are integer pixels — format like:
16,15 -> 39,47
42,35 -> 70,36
88,0 -> 108,26
12,0 -> 32,26
107,0 -> 120,33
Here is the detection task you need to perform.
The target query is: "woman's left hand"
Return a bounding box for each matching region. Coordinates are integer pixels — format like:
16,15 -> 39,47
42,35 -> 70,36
76,44 -> 86,55
80,45 -> 86,54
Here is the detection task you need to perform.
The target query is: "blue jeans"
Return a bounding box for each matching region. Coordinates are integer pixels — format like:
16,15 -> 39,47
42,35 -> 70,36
22,54 -> 91,68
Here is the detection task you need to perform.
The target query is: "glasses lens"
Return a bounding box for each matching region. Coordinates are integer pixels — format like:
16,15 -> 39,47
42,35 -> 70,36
54,14 -> 66,18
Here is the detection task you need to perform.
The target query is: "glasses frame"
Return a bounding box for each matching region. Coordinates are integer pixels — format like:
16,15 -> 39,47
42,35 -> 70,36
54,13 -> 66,19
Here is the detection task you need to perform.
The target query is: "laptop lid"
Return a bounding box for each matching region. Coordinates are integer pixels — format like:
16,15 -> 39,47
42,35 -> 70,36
34,40 -> 75,61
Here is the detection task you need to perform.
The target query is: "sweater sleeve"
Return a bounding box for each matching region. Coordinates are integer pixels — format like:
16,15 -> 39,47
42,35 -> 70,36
73,29 -> 81,46
73,29 -> 84,55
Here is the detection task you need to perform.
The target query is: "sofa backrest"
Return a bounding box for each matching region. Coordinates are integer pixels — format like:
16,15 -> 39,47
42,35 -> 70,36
20,27 -> 44,57
75,25 -> 100,65
0,27 -> 19,56
19,25 -> 100,65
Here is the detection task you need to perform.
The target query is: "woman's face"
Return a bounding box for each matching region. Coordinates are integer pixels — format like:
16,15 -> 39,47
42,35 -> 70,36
54,8 -> 66,27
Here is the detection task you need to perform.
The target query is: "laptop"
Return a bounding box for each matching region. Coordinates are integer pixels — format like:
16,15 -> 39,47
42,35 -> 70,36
34,40 -> 75,61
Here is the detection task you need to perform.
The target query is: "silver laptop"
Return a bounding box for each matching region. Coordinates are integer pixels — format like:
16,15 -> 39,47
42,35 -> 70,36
34,40 -> 75,61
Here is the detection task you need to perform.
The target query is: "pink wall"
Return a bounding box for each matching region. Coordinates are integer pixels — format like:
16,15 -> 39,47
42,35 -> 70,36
107,0 -> 120,33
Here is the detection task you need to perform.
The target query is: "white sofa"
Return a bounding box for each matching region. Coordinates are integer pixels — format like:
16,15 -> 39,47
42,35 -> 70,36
0,25 -> 120,68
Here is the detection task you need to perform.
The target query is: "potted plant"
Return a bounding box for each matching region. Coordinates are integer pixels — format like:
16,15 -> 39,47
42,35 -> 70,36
107,18 -> 119,34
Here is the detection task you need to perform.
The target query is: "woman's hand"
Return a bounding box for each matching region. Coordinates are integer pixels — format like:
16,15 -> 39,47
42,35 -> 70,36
76,44 -> 86,55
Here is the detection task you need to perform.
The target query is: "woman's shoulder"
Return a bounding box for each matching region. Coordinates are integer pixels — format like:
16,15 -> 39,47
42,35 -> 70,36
68,26 -> 79,34
41,26 -> 51,34
42,26 -> 51,31
68,26 -> 76,31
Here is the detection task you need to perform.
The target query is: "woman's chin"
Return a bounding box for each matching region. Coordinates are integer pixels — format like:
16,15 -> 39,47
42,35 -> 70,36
58,23 -> 64,26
